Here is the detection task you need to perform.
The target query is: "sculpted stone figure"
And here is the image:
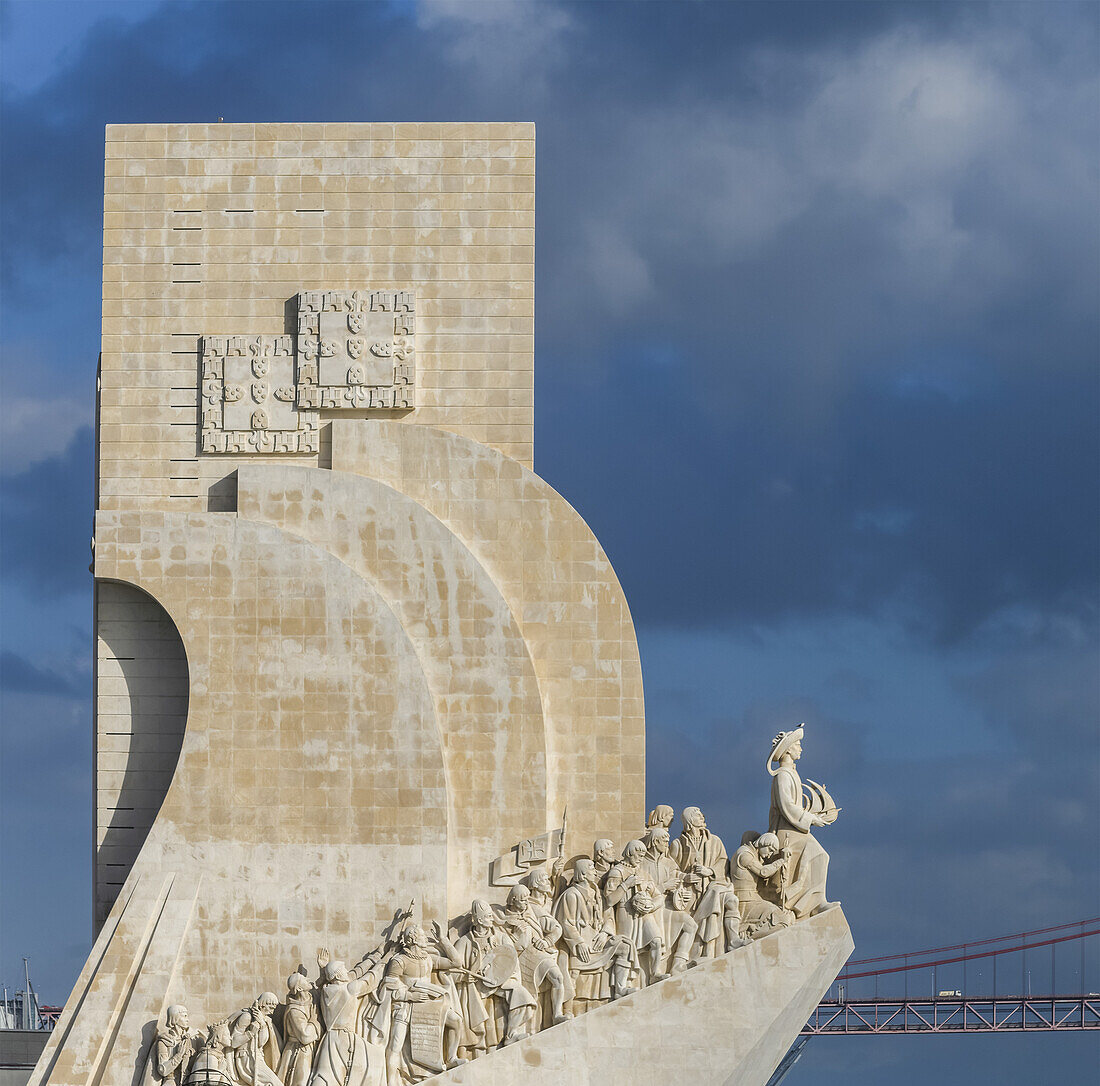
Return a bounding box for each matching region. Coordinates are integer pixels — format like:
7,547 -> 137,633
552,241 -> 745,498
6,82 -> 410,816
592,838 -> 617,888
431,904 -> 534,1055
378,924 -> 465,1084
146,1005 -> 198,1085
501,884 -> 573,1028
524,866 -> 560,914
602,839 -> 648,988
184,1020 -> 235,1086
768,726 -> 840,919
277,972 -> 321,1086
636,827 -> 698,979
671,806 -> 742,957
732,832 -> 795,940
553,858 -> 633,1012
311,947 -> 387,1086
228,992 -> 283,1086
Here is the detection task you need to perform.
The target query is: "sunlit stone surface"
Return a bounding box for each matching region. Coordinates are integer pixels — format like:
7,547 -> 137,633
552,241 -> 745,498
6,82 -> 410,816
32,124 -> 847,1086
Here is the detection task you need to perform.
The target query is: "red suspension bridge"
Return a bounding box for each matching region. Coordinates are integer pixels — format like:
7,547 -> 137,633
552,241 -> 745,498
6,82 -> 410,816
764,917 -> 1099,1084
804,915 -> 1100,1036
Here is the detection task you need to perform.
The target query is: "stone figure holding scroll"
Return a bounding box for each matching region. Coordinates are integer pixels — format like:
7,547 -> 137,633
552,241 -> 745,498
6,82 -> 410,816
767,726 -> 840,919
554,859 -> 633,1012
379,925 -> 465,1084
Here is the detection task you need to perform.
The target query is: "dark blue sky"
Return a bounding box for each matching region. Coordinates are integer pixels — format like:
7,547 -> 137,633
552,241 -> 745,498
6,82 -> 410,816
1,2 -> 1097,1081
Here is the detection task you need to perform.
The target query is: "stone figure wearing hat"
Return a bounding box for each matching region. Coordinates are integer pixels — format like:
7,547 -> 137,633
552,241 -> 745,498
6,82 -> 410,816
184,1018 -> 236,1086
767,726 -> 839,919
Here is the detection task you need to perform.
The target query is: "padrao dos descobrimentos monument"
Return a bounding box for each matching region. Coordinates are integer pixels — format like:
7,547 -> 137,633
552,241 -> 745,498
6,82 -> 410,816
32,123 -> 852,1086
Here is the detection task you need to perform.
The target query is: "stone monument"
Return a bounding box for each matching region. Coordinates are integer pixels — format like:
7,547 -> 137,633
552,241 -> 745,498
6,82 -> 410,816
31,124 -> 852,1086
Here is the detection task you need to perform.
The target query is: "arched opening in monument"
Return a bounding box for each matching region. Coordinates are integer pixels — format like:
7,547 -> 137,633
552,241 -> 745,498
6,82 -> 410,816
93,579 -> 189,929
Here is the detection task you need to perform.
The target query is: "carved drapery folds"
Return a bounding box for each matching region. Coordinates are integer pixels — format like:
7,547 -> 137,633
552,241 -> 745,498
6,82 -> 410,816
144,732 -> 840,1086
199,289 -> 416,454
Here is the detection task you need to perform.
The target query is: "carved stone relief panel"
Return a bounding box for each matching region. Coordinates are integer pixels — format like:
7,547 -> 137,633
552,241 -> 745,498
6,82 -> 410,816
200,335 -> 319,454
296,289 -> 416,410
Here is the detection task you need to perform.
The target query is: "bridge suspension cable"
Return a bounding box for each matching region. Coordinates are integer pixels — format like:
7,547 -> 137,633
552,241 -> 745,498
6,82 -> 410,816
843,916 -> 1100,971
840,923 -> 1099,981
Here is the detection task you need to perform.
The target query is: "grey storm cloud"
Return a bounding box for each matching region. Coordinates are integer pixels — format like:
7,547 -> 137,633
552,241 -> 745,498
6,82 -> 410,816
6,0 -> 1094,642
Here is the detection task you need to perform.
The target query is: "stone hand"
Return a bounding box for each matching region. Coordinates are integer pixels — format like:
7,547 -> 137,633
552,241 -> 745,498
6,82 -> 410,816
317,947 -> 331,969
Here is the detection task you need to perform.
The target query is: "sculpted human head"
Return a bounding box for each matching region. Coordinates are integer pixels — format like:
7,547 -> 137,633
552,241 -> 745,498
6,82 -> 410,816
646,827 -> 670,855
287,972 -> 310,997
322,960 -> 350,984
682,806 -> 705,832
757,832 -> 781,861
166,1005 -> 188,1033
404,924 -> 429,950
256,992 -> 278,1016
470,899 -> 495,929
506,883 -> 531,912
593,839 -> 616,865
573,858 -> 596,886
527,867 -> 552,895
207,1020 -> 232,1050
623,839 -> 646,864
647,804 -> 673,829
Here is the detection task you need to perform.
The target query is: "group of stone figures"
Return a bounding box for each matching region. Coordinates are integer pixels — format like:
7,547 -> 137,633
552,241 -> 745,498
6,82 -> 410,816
144,727 -> 839,1086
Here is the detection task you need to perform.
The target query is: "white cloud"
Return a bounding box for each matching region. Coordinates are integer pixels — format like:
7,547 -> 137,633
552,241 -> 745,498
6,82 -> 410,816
0,343 -> 91,473
415,0 -> 575,94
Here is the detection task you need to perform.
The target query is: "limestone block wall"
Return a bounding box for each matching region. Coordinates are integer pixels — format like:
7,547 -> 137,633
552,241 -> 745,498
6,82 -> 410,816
236,464 -> 550,914
99,120 -> 535,517
331,421 -> 647,851
94,580 -> 188,927
94,121 -> 536,929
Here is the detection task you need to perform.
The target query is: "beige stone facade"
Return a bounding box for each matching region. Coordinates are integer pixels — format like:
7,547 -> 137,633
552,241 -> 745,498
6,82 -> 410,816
40,124 -> 653,1086
94,122 -> 540,924
35,124 -> 849,1086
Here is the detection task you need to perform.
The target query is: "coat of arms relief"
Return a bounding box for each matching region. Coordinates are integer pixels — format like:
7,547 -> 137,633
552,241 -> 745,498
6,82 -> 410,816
200,289 -> 416,454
